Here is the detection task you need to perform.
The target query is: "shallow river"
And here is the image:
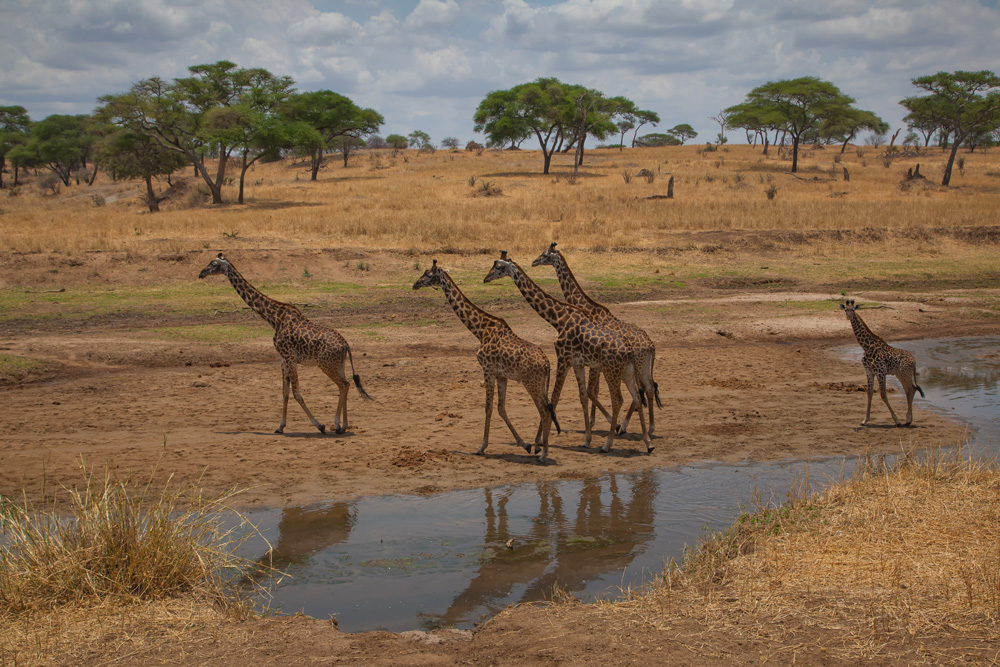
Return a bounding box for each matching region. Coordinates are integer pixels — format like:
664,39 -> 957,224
240,336 -> 999,632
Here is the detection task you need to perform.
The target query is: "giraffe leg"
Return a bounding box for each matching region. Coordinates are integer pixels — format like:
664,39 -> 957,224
478,372 -> 495,455
599,370 -> 624,453
587,368 -> 612,429
573,364 -> 592,448
320,361 -> 351,434
862,367 -> 875,426
529,388 -> 551,462
899,370 -> 918,426
625,365 -> 654,454
496,377 -> 528,452
285,362 -> 326,434
878,374 -> 901,426
276,365 -> 291,434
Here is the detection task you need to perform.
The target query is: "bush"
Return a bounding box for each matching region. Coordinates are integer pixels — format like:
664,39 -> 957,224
0,467 -> 270,615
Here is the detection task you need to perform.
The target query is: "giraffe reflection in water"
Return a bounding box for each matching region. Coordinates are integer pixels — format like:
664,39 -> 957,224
422,470 -> 658,629
261,503 -> 357,573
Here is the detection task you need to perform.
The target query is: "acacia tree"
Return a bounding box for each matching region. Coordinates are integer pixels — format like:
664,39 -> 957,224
407,130 -> 432,149
900,70 -> 1000,185
666,123 -> 697,144
726,77 -> 861,172
821,107 -> 888,153
475,78 -> 637,174
94,129 -> 186,211
25,114 -> 96,186
99,61 -> 292,204
282,90 -> 383,179
0,106 -> 30,188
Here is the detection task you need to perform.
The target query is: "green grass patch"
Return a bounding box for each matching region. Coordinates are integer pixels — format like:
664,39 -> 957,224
0,354 -> 49,383
141,324 -> 273,344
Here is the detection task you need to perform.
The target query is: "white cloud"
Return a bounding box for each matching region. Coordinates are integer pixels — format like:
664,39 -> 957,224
405,0 -> 460,30
1,0 -> 998,146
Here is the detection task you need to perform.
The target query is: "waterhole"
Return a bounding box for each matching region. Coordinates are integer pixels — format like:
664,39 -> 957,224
241,336 -> 996,631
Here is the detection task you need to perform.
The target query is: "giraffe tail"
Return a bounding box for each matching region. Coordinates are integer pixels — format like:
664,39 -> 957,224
346,347 -> 374,401
916,384 -> 925,398
547,402 -> 561,435
653,381 -> 662,409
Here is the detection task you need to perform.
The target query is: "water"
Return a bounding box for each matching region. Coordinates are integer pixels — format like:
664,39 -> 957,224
236,336 -> 998,631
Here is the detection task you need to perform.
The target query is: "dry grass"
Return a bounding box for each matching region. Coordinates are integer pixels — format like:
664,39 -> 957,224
0,465 -> 271,618
2,144 -> 999,256
607,445 -> 1000,662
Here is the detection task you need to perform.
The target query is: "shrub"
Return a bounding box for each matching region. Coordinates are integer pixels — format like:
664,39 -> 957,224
0,467 -> 270,615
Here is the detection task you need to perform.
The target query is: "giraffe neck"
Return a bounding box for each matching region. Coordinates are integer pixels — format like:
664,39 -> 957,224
507,263 -> 573,329
223,264 -> 292,330
552,254 -> 610,316
439,271 -> 502,340
848,311 -> 884,352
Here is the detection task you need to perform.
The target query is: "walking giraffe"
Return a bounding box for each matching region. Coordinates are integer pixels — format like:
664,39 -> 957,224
413,260 -> 560,462
484,251 -> 653,455
198,253 -> 372,434
840,299 -> 924,426
532,242 -> 661,435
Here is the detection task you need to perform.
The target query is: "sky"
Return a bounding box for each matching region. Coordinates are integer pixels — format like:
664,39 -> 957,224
2,0 -> 999,146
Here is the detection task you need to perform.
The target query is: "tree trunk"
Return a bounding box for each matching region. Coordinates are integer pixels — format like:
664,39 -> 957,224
0,157 -> 4,188
87,165 -> 99,186
238,153 -> 248,205
144,174 -> 160,212
543,150 -> 552,175
941,134 -> 963,186
791,134 -> 800,173
310,149 -> 322,181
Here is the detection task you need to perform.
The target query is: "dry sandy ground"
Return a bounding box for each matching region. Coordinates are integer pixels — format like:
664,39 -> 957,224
1,249 -> 996,666
0,289 -> 980,509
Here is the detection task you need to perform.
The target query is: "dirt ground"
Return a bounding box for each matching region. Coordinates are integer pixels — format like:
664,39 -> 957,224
1,248 -> 996,665
0,250 -> 984,508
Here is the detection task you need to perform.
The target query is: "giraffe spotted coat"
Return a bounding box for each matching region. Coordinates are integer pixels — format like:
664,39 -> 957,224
199,253 -> 372,435
413,260 -> 559,462
841,299 -> 925,426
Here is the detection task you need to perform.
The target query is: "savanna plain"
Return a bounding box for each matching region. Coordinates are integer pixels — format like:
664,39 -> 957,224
1,144 -> 999,664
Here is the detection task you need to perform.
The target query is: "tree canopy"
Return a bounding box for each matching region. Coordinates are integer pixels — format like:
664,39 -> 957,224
98,61 -> 295,204
474,78 -> 649,174
726,77 -> 873,172
0,106 -> 31,188
900,70 -> 1000,185
282,90 -> 383,180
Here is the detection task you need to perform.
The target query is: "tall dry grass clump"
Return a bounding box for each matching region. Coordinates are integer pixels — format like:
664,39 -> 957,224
0,466 -> 269,617
612,445 -> 1000,661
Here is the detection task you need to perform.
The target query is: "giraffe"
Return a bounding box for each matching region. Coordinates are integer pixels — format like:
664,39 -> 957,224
413,260 -> 560,462
532,242 -> 661,435
840,299 -> 925,426
198,253 -> 372,435
484,251 -> 653,455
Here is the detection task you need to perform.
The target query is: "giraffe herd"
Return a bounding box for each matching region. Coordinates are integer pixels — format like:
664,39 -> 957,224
198,248 -> 925,462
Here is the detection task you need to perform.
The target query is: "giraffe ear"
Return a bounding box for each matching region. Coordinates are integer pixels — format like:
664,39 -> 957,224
216,252 -> 223,259
549,242 -> 557,251
432,259 -> 437,268
840,303 -> 846,310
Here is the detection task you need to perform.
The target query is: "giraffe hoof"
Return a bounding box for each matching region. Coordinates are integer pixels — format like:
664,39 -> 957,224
522,444 -> 532,454
274,427 -> 284,434
335,427 -> 346,435
599,446 -> 610,454
646,446 -> 655,455
318,424 -> 326,434
615,425 -> 623,434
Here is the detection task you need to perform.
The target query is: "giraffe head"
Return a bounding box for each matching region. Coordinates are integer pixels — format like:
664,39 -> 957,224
483,250 -> 516,283
412,259 -> 445,290
840,299 -> 860,317
198,252 -> 232,279
531,242 -> 560,268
